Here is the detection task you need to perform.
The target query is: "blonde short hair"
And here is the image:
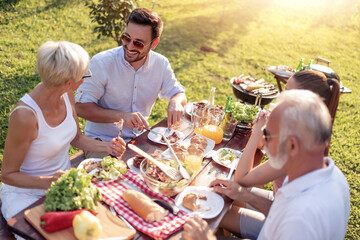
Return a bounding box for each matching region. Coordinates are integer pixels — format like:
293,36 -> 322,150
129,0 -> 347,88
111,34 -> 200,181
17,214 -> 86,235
36,41 -> 89,87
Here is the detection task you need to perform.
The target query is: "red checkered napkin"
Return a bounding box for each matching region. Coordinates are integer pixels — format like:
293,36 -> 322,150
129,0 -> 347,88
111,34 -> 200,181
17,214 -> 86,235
93,170 -> 192,240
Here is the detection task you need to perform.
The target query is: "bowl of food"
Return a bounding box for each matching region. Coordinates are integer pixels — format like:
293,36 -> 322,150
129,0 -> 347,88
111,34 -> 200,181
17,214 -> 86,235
230,75 -> 279,106
140,159 -> 193,197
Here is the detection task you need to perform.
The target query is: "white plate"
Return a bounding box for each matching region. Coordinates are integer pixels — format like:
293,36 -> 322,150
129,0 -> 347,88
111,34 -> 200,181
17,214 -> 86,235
77,158 -> 120,182
212,148 -> 242,168
175,186 -> 224,219
147,127 -> 185,145
162,134 -> 215,158
126,157 -> 141,175
77,158 -> 102,174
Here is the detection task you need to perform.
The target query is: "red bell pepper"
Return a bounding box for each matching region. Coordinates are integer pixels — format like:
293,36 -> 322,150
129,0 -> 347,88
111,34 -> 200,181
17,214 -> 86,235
40,209 -> 98,233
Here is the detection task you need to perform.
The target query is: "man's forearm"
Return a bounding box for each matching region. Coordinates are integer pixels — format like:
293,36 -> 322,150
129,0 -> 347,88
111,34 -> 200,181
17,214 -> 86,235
75,102 -> 122,123
243,188 -> 273,216
170,92 -> 187,107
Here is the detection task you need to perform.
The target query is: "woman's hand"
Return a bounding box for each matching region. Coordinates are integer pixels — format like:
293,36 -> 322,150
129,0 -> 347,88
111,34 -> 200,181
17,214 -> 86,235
252,109 -> 271,149
107,137 -> 126,158
50,170 -> 67,185
182,216 -> 216,240
210,178 -> 250,202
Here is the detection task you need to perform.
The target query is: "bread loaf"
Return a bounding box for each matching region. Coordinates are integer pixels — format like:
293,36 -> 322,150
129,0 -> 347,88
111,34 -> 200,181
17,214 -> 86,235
122,190 -> 168,222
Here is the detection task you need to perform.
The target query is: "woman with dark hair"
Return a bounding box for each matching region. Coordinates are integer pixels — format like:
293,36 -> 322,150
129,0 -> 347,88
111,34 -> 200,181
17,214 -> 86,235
286,70 -> 340,124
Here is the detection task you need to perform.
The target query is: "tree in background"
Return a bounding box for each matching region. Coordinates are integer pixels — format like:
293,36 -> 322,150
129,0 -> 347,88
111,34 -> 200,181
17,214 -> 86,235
86,0 -> 138,46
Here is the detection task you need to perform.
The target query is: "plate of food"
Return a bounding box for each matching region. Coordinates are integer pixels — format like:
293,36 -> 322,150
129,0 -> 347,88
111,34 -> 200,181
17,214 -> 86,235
162,134 -> 215,161
127,157 -> 141,175
266,65 -> 295,78
212,148 -> 242,168
147,127 -> 185,145
77,156 -> 127,182
174,186 -> 224,219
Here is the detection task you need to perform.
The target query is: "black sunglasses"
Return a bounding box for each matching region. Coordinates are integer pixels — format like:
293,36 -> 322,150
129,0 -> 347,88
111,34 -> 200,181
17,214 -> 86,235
121,34 -> 154,50
82,69 -> 92,79
262,128 -> 278,143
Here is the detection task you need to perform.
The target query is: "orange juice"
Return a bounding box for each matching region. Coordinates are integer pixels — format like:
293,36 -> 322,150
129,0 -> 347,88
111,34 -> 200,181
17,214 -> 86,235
184,155 -> 203,174
194,125 -> 223,144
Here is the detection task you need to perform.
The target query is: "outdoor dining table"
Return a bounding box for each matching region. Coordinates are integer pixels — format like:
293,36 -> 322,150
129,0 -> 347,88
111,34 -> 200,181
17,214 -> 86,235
7,112 -> 253,240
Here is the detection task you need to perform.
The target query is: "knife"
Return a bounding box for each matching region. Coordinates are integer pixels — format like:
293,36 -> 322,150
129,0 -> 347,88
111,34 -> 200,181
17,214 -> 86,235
119,180 -> 179,215
227,158 -> 239,179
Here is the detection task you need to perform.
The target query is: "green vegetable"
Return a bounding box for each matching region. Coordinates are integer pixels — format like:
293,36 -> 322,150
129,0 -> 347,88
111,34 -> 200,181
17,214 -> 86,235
94,156 -> 127,181
229,102 -> 259,123
44,168 -> 102,212
219,149 -> 236,162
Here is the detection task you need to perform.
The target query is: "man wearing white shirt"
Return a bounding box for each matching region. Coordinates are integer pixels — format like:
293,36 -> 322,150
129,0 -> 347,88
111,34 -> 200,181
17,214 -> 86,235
75,8 -> 186,158
182,90 -> 350,240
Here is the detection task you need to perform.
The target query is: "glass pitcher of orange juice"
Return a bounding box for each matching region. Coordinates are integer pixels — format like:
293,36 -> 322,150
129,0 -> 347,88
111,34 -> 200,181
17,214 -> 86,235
192,106 -> 224,144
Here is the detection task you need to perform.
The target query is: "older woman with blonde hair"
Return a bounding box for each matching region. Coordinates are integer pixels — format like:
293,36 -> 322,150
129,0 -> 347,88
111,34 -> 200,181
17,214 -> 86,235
1,41 -> 126,221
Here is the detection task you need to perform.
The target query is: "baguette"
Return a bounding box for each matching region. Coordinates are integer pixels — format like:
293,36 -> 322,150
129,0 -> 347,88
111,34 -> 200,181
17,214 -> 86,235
122,190 -> 168,222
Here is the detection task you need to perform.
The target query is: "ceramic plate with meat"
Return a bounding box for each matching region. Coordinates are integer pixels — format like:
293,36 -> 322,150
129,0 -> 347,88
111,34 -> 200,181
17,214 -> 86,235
147,127 -> 185,145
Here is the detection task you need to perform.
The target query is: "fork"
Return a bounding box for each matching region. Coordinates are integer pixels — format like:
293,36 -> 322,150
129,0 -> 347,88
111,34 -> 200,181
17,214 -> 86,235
114,119 -> 124,136
109,206 -> 135,230
127,144 -> 182,180
149,128 -> 171,138
161,133 -> 190,180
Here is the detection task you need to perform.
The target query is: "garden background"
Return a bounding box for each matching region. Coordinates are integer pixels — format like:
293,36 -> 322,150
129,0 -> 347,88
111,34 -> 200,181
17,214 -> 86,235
0,0 -> 359,239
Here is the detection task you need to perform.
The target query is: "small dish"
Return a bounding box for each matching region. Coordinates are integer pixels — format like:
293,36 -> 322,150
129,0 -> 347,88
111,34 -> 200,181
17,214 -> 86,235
212,148 -> 242,168
147,127 -> 185,145
174,186 -> 224,219
126,157 -> 141,175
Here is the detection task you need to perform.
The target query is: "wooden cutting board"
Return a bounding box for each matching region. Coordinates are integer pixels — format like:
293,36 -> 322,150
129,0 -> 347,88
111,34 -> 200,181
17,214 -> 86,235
24,204 -> 136,240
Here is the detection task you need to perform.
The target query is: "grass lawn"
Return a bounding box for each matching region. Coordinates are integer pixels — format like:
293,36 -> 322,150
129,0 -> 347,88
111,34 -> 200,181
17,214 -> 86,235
1,0 -> 359,238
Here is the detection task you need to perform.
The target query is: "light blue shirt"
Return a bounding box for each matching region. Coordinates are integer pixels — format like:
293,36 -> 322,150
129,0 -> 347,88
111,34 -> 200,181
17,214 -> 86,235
75,46 -> 185,142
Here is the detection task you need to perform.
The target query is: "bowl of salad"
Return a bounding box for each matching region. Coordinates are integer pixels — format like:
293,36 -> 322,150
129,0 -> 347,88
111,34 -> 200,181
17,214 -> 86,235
140,159 -> 193,197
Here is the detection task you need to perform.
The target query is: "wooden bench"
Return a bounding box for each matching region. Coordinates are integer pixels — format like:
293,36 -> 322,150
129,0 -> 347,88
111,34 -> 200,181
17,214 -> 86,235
0,194 -> 16,240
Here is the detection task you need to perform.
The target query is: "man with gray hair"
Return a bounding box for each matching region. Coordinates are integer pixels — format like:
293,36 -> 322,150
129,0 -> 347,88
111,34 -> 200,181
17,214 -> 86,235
183,89 -> 350,240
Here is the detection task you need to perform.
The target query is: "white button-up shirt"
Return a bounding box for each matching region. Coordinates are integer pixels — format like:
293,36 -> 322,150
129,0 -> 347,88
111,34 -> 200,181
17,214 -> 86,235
258,157 -> 350,240
75,46 -> 185,142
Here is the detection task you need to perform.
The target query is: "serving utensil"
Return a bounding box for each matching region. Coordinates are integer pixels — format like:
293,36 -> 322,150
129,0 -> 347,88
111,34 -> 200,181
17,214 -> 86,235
161,133 -> 190,180
128,144 -> 182,181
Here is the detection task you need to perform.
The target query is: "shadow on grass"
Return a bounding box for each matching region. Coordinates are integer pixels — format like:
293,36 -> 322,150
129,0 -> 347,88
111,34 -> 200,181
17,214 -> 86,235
157,0 -> 272,58
0,0 -> 19,11
1,0 -> 82,24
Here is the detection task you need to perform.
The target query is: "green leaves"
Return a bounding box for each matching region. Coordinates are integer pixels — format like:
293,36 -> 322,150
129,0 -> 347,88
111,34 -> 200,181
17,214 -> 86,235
229,102 -> 259,123
86,0 -> 141,45
44,169 -> 102,212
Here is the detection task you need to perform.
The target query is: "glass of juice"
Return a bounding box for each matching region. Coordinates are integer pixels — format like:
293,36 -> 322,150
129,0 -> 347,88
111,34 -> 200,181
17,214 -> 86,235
184,154 -> 204,175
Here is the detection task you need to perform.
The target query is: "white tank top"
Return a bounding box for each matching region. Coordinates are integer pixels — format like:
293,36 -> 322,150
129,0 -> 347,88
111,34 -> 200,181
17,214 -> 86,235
19,93 -> 76,176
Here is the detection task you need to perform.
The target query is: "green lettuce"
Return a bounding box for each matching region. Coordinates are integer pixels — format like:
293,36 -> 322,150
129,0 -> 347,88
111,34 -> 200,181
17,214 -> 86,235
44,168 -> 102,212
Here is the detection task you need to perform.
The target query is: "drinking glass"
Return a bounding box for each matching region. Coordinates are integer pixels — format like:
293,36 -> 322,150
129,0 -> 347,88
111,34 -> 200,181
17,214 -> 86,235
222,117 -> 238,141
